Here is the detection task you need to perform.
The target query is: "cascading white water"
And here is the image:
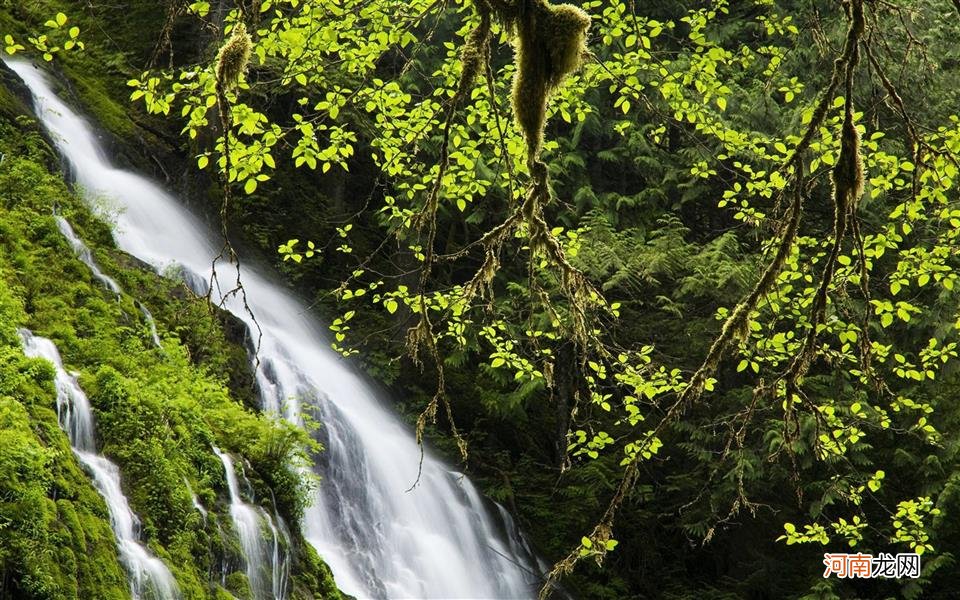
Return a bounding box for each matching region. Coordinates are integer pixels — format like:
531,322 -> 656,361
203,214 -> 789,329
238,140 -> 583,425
57,213 -> 162,351
18,329 -> 180,600
55,214 -> 121,295
8,58 -> 546,599
139,302 -> 163,348
19,329 -> 96,451
267,514 -> 293,600
213,446 -> 289,600
184,478 -> 208,522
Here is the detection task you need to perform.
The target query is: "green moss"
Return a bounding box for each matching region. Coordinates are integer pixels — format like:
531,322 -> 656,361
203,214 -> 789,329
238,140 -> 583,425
224,571 -> 253,600
510,0 -> 590,160
61,63 -> 137,139
214,587 -> 240,600
0,1 -> 141,140
0,81 -> 24,117
215,23 -> 251,91
0,302 -> 130,599
290,541 -> 344,600
0,82 -> 343,598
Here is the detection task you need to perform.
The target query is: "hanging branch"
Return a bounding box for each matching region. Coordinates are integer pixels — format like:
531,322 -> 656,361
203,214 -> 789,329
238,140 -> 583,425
150,0 -> 188,68
209,21 -> 265,361
679,0 -> 867,408
540,2 -> 869,597
785,0 -> 865,388
406,1 -> 494,481
407,0 -> 601,474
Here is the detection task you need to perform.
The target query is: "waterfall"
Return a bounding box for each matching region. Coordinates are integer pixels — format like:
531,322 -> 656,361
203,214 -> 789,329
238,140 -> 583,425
213,446 -> 289,600
55,214 -> 121,295
8,57 -> 545,599
18,329 -> 180,600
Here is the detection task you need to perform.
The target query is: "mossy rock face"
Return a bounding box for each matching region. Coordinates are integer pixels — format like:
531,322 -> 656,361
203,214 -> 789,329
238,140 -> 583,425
0,3 -> 349,595
224,571 -> 253,600
289,540 -> 344,600
0,61 -> 33,117
0,68 -> 344,599
214,587 -> 240,600
0,361 -> 129,600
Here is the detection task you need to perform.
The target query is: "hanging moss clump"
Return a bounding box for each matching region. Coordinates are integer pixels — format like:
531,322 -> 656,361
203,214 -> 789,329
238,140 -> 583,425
832,105 -> 864,208
509,0 -> 591,162
215,22 -> 252,91
455,8 -> 491,103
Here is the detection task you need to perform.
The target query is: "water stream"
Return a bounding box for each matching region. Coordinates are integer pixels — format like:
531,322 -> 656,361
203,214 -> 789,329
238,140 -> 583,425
140,302 -> 163,348
18,329 -> 180,600
55,214 -> 121,295
183,478 -> 208,522
8,57 -> 545,599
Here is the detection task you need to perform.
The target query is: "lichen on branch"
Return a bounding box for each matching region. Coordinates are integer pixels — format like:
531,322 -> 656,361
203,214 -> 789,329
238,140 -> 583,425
215,22 -> 251,92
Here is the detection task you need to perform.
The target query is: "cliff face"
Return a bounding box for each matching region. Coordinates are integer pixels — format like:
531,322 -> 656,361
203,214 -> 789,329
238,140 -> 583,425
0,55 -> 342,600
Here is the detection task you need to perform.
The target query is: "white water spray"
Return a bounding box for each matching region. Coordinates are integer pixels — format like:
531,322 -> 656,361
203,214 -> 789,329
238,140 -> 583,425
184,478 -> 208,522
55,214 -> 121,295
139,302 -> 163,348
18,329 -> 180,600
9,58 -> 545,599
213,446 -> 289,600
